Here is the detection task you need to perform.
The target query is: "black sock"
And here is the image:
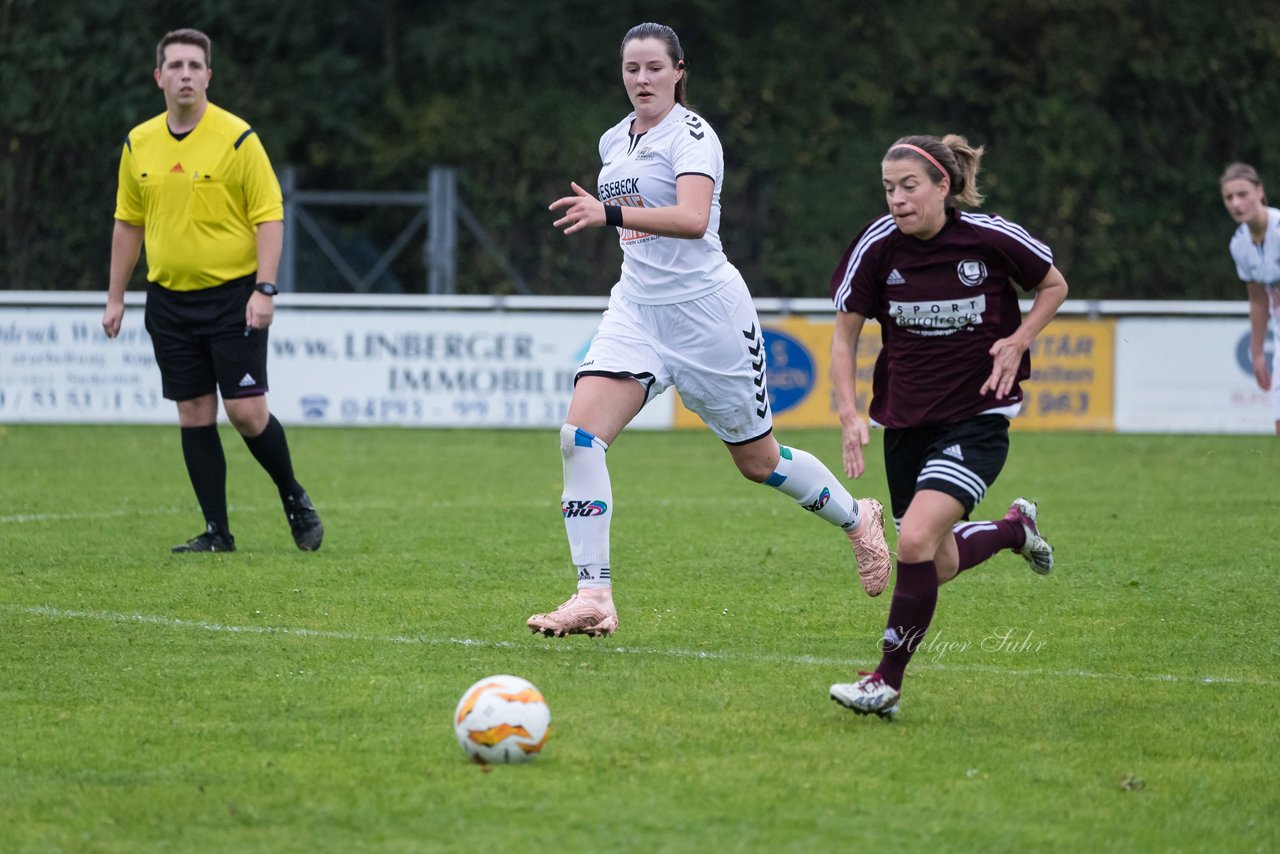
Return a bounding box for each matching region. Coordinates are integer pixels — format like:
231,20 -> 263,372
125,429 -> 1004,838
875,560 -> 940,691
180,425 -> 229,534
242,414 -> 301,499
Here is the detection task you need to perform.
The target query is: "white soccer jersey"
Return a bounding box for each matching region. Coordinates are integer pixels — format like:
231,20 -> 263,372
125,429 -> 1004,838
1229,205 -> 1280,329
597,104 -> 738,304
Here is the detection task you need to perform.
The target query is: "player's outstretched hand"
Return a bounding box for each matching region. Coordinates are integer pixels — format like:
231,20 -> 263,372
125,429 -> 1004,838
841,416 -> 869,479
549,182 -> 605,235
1254,352 -> 1273,393
981,336 -> 1025,399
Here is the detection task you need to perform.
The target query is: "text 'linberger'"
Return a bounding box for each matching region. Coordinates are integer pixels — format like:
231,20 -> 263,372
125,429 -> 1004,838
344,332 -> 536,361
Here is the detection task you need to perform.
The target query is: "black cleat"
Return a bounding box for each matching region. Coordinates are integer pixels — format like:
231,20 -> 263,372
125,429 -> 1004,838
172,530 -> 236,553
284,490 -> 324,551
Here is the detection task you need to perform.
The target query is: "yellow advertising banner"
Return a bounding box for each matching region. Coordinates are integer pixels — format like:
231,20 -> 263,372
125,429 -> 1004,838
673,315 -> 1115,431
1016,317 -> 1115,430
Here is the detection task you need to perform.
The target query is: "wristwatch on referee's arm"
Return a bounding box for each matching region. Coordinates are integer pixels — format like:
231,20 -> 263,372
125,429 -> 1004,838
254,281 -> 278,296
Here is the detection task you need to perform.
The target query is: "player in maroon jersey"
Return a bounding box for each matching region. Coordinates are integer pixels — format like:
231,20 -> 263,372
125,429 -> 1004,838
826,134 -> 1069,717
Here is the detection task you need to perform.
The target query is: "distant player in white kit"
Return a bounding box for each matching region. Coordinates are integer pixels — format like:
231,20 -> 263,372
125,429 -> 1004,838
527,22 -> 891,638
1220,162 -> 1280,437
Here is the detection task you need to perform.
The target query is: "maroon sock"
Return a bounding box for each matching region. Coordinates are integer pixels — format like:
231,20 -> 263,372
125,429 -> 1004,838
953,519 -> 1024,574
875,559 -> 939,690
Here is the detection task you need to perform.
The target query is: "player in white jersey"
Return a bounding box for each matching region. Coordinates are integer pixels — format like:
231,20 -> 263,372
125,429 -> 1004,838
1221,162 -> 1280,437
527,22 -> 891,639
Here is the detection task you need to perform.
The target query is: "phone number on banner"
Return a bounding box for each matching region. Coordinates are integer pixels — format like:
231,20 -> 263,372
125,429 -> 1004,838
294,395 -> 572,426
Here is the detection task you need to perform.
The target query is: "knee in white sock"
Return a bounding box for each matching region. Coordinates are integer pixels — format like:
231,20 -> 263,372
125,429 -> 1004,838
560,423 -> 609,457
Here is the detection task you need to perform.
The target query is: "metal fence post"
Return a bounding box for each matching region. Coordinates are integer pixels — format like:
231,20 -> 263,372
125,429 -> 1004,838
280,165 -> 297,292
427,166 -> 457,294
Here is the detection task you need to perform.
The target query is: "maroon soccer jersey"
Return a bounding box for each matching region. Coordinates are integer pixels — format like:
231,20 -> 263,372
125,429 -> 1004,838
830,208 -> 1052,428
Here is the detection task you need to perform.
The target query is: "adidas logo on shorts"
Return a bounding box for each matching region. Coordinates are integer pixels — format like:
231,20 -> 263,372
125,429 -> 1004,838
239,373 -> 256,387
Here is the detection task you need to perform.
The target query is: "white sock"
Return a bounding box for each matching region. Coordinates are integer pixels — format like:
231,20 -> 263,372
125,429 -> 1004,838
766,445 -> 861,530
561,424 -> 612,589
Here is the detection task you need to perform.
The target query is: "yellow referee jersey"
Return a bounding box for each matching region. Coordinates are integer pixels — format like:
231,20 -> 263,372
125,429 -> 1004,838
114,102 -> 283,292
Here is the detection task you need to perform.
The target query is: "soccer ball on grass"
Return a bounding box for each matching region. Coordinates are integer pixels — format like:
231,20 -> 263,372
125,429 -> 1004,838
453,674 -> 551,764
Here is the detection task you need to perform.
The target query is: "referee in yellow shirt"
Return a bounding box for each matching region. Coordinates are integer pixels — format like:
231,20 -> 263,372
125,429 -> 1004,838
102,28 -> 322,553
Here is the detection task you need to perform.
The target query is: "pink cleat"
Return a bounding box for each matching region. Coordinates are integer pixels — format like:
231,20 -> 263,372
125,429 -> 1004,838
527,591 -> 619,638
846,498 -> 892,597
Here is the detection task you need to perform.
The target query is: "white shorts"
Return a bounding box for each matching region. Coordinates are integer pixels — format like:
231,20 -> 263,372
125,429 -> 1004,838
578,276 -> 773,444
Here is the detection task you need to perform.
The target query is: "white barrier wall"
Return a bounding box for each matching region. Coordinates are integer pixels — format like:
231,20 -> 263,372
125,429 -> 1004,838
251,309 -> 676,429
0,307 -> 165,423
1113,318 -> 1274,433
0,301 -> 674,428
0,294 -> 1272,434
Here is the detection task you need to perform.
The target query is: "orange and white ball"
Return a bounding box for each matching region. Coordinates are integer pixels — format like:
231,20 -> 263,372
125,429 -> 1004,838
453,675 -> 551,764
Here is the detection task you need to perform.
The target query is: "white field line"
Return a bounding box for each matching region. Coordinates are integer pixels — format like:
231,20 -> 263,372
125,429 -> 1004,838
0,496 -> 749,525
7,605 -> 1277,689
0,502 -> 419,525
0,507 -> 191,524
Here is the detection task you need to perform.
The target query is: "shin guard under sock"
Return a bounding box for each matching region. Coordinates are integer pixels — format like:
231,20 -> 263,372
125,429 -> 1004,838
766,445 -> 861,530
952,519 -> 1023,574
242,414 -> 302,498
876,560 -> 940,690
181,424 -> 229,534
561,424 -> 612,589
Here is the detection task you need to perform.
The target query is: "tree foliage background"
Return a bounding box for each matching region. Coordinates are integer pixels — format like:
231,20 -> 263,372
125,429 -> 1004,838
3,0 -> 1279,298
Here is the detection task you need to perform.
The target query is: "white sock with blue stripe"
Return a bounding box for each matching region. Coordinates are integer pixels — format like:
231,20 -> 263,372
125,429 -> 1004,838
560,424 -> 612,590
766,445 -> 861,530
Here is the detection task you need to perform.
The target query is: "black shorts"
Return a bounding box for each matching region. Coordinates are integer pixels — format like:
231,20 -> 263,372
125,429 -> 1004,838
882,415 -> 1010,523
144,276 -> 269,402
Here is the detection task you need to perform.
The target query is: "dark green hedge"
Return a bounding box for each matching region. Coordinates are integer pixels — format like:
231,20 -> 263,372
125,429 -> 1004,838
4,0 -> 1278,298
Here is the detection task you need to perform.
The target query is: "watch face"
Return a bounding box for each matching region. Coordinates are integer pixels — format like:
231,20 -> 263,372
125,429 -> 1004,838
256,283 -> 278,296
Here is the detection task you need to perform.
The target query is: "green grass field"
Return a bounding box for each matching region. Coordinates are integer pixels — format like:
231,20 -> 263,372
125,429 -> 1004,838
2,424 -> 1277,852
